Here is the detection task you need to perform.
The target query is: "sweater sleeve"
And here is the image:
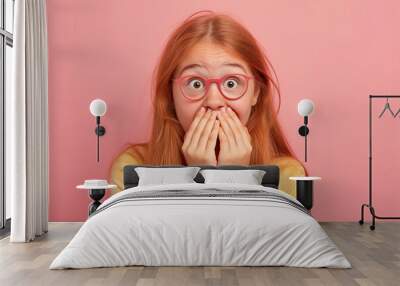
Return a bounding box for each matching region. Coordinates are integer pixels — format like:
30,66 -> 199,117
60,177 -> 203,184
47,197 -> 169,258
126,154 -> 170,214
110,148 -> 143,194
269,156 -> 306,198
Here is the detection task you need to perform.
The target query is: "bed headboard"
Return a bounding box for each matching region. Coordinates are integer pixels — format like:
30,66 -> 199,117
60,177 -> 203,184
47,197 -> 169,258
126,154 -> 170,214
123,165 -> 280,190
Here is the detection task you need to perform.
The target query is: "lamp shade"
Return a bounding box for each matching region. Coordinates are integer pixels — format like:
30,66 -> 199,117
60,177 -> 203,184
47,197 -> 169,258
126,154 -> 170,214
90,99 -> 107,117
297,99 -> 314,117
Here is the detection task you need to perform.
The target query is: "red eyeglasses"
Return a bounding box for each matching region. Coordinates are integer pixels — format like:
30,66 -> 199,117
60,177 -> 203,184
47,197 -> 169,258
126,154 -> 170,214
172,74 -> 254,101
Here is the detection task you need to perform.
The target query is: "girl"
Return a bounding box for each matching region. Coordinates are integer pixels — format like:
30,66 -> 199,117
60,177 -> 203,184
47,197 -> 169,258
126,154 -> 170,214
110,11 -> 306,197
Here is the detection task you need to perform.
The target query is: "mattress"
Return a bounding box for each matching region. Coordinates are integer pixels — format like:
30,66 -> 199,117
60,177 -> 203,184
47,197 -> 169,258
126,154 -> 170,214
49,183 -> 351,269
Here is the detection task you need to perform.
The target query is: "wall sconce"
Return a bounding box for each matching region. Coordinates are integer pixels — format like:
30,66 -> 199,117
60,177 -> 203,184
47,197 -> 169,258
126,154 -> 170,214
297,99 -> 314,162
89,99 -> 107,162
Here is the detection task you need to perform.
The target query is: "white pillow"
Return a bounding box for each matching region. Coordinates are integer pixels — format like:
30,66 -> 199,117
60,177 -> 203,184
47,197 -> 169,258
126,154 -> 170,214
200,169 -> 266,185
135,167 -> 201,186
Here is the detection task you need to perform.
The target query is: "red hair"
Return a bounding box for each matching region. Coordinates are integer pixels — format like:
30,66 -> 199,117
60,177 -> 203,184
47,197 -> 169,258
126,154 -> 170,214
118,11 -> 306,172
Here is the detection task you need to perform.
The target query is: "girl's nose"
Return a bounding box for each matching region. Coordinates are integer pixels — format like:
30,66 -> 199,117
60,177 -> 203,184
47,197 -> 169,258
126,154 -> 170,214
203,83 -> 226,111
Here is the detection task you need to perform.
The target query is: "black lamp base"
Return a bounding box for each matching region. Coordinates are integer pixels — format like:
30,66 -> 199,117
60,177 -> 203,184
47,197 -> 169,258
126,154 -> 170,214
298,125 -> 309,136
95,126 -> 106,136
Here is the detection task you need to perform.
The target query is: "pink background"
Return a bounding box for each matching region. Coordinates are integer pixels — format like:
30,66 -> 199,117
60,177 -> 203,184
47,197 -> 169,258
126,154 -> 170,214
46,0 -> 400,222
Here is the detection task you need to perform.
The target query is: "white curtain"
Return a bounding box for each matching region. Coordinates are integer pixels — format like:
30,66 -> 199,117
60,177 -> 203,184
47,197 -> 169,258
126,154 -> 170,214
8,0 -> 49,242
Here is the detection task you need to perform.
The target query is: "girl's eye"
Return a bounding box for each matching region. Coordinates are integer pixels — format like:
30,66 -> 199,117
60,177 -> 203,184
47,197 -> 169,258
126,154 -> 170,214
223,77 -> 241,89
187,78 -> 205,89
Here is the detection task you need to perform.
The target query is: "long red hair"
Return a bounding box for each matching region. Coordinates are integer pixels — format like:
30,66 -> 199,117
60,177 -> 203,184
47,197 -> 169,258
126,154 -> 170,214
119,11 -> 305,171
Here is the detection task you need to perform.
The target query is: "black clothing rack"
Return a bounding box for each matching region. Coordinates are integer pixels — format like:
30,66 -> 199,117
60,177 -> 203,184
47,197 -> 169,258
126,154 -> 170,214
359,95 -> 400,230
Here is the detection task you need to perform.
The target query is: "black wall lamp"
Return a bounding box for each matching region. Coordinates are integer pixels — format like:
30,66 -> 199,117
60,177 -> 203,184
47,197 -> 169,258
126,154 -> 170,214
89,99 -> 107,162
297,99 -> 315,162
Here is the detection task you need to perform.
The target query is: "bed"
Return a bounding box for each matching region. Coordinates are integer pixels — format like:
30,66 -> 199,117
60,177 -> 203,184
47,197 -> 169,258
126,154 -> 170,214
49,164 -> 351,269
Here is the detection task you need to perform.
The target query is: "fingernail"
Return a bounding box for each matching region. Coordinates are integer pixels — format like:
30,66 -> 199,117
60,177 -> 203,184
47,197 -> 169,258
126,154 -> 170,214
227,107 -> 232,112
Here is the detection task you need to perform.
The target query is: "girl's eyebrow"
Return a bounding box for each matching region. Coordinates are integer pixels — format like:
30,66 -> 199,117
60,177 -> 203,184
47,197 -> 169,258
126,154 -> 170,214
178,62 -> 247,76
220,62 -> 247,73
178,64 -> 206,76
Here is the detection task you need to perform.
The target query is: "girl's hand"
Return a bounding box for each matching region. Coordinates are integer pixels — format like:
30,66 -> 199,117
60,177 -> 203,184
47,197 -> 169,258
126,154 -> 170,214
217,107 -> 252,166
182,107 -> 220,166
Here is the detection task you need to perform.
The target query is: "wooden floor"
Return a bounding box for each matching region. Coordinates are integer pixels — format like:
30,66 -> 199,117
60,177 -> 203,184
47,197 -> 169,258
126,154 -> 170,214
0,222 -> 399,286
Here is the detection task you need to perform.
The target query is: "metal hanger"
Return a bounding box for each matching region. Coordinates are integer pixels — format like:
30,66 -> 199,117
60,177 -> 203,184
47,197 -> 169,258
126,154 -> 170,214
394,106 -> 400,118
378,97 -> 395,118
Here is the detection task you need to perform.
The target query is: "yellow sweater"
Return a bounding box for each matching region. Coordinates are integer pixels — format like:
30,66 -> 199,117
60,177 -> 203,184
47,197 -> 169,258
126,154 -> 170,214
110,147 -> 306,198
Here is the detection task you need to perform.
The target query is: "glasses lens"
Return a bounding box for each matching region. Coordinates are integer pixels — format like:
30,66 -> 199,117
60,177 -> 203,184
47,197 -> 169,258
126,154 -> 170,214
181,76 -> 206,99
221,75 -> 247,99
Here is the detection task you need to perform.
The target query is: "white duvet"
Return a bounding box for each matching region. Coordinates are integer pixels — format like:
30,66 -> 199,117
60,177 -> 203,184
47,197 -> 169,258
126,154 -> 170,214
50,183 -> 351,269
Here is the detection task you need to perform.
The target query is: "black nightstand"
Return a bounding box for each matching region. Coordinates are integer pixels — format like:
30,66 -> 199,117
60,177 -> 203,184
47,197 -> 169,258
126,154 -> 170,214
289,176 -> 321,210
77,181 -> 117,216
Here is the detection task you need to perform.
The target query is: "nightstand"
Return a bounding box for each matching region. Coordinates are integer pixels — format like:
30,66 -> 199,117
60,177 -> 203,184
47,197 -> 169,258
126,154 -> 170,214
77,180 -> 117,216
289,176 -> 321,210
